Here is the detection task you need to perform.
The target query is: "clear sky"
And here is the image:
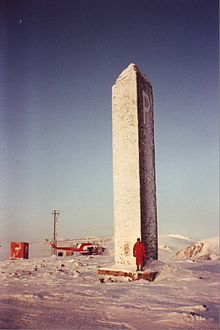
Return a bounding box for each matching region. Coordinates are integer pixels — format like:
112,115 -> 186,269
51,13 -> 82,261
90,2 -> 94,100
0,0 -> 219,243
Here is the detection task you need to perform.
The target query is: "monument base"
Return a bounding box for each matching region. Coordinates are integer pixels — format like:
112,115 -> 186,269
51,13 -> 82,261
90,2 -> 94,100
98,266 -> 158,282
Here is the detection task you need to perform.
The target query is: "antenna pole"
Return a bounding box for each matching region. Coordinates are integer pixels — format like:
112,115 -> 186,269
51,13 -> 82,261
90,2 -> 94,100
51,210 -> 60,255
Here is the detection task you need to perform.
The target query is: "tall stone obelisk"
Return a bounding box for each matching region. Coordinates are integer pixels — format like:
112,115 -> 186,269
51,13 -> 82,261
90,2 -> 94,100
112,63 -> 158,265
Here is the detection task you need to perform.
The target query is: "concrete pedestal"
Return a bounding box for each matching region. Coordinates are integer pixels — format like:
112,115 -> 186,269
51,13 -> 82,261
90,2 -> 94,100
98,266 -> 158,282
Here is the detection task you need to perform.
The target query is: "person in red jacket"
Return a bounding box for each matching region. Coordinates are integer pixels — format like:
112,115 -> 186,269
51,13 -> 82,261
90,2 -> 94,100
133,238 -> 147,271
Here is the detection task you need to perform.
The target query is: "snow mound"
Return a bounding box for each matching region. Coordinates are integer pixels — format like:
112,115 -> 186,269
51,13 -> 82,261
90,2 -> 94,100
146,260 -> 194,282
176,237 -> 219,261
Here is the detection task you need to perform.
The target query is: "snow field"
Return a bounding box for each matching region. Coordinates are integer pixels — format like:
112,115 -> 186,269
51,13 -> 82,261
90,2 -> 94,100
0,235 -> 219,329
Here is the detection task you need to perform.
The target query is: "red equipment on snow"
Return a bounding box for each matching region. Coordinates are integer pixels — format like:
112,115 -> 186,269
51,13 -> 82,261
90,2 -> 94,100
49,240 -> 104,255
10,242 -> 29,259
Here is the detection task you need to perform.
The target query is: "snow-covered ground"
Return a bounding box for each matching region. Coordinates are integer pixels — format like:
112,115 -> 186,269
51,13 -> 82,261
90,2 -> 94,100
0,235 -> 219,329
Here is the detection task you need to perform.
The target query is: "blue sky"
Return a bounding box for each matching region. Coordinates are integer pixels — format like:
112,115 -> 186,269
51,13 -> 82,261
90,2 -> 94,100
0,0 -> 219,242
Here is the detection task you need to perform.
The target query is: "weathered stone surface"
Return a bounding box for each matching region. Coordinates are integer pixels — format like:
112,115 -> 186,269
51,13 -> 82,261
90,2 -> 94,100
112,64 -> 158,265
137,70 -> 158,260
112,64 -> 141,265
98,268 -> 158,282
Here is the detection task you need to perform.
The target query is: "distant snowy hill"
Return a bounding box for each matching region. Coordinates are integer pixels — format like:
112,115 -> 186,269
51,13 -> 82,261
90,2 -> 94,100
165,234 -> 193,241
158,234 -> 194,256
175,237 -> 219,261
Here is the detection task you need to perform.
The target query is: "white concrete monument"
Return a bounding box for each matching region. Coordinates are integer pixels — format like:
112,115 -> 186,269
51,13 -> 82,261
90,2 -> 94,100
112,63 -> 158,265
